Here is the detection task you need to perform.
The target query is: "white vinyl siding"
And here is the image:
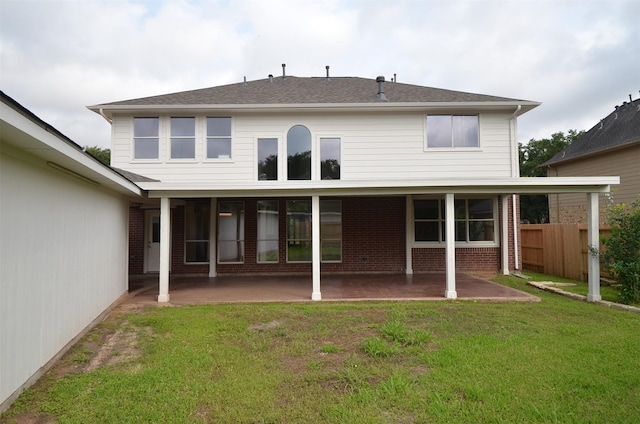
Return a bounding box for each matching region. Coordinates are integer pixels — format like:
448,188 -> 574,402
1,149 -> 128,406
110,111 -> 514,183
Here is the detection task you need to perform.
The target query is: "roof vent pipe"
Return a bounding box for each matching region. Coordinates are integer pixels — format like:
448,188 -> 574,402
376,76 -> 388,101
326,65 -> 330,80
282,63 -> 286,79
268,74 -> 273,83
394,73 -> 397,83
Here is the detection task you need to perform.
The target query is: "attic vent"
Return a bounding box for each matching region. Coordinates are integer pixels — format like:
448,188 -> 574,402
376,76 -> 388,101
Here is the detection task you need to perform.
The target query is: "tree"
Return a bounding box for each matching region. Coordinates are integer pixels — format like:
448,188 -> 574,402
518,130 -> 583,223
601,197 -> 640,304
85,145 -> 111,166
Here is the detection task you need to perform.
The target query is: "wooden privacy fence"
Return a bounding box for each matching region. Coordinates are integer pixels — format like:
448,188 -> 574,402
521,224 -> 611,281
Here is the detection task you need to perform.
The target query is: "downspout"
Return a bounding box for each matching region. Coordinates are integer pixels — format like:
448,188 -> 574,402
509,105 -> 522,270
98,108 -> 112,124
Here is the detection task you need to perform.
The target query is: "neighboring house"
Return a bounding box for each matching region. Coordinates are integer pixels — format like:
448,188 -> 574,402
0,92 -> 142,411
88,68 -> 618,304
542,97 -> 640,223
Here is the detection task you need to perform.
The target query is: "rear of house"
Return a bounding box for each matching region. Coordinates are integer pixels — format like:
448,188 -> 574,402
90,70 -> 617,302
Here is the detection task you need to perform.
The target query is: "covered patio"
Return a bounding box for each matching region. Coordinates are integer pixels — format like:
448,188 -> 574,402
128,273 -> 539,304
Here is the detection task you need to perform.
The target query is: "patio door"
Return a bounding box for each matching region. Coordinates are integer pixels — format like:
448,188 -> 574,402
145,210 -> 161,273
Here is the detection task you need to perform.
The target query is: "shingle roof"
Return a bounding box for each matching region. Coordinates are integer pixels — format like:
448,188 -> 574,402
543,98 -> 640,166
95,76 -> 530,106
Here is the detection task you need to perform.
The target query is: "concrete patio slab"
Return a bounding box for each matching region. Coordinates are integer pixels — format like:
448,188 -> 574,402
128,273 -> 539,305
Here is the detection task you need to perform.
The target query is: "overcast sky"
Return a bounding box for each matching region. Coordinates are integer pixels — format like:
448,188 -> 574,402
1,0 -> 638,149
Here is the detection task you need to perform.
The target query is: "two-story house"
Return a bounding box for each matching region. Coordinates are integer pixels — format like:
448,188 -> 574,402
89,69 -> 618,303
542,96 -> 640,224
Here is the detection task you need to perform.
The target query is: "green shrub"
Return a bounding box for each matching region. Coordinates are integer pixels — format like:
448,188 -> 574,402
602,196 -> 640,304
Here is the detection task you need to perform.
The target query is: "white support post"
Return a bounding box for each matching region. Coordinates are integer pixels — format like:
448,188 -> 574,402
311,195 -> 322,300
158,197 -> 171,303
501,195 -> 510,275
405,195 -> 413,275
209,197 -> 217,277
445,193 -> 457,299
587,192 -> 602,302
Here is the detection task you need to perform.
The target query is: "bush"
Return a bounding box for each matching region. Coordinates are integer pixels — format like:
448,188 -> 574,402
602,196 -> 640,304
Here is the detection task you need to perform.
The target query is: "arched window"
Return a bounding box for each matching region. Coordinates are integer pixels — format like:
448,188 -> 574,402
287,125 -> 311,180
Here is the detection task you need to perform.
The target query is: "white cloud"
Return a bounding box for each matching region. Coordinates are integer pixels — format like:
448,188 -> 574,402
1,0 -> 638,148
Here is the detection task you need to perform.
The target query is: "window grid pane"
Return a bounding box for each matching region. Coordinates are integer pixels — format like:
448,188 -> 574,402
414,198 -> 494,244
133,117 -> 159,159
218,201 -> 245,263
426,115 -> 478,149
321,200 -> 342,262
257,200 -> 279,263
207,117 -> 232,159
287,200 -> 311,262
320,138 -> 341,180
185,200 -> 210,263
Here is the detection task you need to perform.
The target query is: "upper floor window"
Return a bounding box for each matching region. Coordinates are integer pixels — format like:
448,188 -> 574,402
320,138 -> 341,180
258,138 -> 278,180
207,117 -> 232,159
426,115 -> 479,148
133,117 -> 159,159
287,125 -> 311,180
170,117 -> 195,159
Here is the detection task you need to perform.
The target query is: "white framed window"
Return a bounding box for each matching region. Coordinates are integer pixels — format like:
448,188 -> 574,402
413,197 -> 497,246
133,117 -> 159,159
321,200 -> 342,262
257,200 -> 279,263
425,115 -> 479,149
185,200 -> 210,263
170,117 -> 195,159
217,201 -> 245,263
286,200 -> 311,262
320,138 -> 341,180
207,117 -> 232,159
287,125 -> 311,180
257,138 -> 278,180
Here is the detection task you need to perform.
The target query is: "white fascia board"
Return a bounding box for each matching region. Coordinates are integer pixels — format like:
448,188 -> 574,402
139,176 -> 619,199
1,101 -> 142,196
90,101 -> 541,118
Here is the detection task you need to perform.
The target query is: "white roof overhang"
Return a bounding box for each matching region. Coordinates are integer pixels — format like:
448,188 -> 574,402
1,99 -> 142,197
90,101 -> 540,119
138,177 -> 619,199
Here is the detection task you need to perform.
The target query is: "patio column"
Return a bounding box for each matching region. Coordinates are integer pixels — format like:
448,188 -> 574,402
158,197 -> 171,303
311,195 -> 321,300
444,193 -> 457,299
405,195 -> 413,274
587,192 -> 602,302
209,197 -> 217,277
501,195 -> 510,275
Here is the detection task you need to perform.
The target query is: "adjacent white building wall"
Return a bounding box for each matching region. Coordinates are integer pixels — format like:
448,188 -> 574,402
0,148 -> 130,409
110,111 -> 514,182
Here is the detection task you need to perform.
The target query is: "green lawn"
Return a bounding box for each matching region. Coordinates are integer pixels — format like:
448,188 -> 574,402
2,274 -> 640,423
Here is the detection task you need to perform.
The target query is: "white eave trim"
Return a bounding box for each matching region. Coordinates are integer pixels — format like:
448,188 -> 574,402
138,176 -> 619,199
89,101 -> 541,118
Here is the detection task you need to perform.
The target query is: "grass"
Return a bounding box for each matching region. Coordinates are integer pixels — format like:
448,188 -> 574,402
519,270 -> 637,305
2,273 -> 640,423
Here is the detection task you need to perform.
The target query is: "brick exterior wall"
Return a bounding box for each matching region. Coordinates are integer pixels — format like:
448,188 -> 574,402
128,206 -> 144,275
129,195 -> 516,276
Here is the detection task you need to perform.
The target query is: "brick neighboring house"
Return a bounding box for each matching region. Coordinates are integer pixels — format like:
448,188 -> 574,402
88,69 -> 618,302
542,97 -> 640,224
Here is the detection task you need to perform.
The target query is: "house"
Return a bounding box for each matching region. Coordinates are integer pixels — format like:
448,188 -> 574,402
0,91 -> 142,411
542,96 -> 640,223
88,67 -> 618,304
